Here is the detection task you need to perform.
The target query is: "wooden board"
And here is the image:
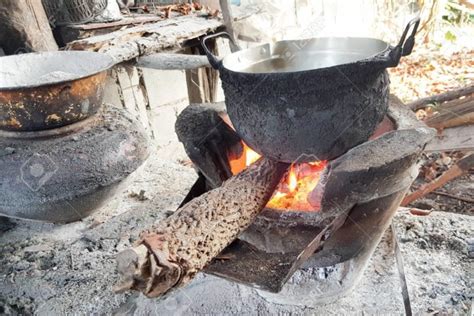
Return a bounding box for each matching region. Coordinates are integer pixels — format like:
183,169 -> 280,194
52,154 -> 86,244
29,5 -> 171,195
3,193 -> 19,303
425,125 -> 474,152
59,16 -> 164,43
66,15 -> 223,63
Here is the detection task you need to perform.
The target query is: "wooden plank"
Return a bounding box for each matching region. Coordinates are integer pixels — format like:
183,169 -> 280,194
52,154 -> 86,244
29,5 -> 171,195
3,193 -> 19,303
0,0 -> 58,54
424,124 -> 474,152
66,15 -> 223,63
115,65 -> 151,137
425,96 -> 474,130
186,67 -> 210,103
185,47 -> 218,103
67,15 -> 163,31
59,16 -> 164,43
129,67 -> 152,136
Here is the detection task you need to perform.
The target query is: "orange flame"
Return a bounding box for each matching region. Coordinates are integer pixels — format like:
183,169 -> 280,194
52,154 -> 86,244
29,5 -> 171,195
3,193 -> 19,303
228,142 -> 327,211
229,143 -> 261,174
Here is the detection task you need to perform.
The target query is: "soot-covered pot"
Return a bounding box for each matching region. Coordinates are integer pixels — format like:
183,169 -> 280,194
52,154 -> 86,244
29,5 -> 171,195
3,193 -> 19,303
202,18 -> 420,162
0,105 -> 149,223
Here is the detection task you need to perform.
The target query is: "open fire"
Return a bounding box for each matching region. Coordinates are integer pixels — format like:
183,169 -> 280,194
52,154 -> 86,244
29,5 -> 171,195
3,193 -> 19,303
228,142 -> 327,211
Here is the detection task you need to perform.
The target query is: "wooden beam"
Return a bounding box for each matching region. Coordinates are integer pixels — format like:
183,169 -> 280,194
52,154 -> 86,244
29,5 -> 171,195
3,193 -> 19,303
66,15 -> 223,63
0,0 -> 58,54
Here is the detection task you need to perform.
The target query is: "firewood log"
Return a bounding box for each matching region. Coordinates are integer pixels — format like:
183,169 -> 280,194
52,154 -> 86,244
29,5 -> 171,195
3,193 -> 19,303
407,84 -> 474,111
115,157 -> 288,298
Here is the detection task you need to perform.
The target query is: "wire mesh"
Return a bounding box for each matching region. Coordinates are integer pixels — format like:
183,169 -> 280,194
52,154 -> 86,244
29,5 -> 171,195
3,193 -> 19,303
42,0 -> 108,25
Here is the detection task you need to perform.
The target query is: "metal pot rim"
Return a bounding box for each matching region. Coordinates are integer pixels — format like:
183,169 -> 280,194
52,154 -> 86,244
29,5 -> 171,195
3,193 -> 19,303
221,37 -> 390,75
0,51 -> 115,90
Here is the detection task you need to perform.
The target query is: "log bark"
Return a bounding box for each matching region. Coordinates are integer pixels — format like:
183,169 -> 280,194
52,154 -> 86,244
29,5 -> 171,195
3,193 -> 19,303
115,157 -> 289,298
407,84 -> 474,111
401,153 -> 474,206
0,0 -> 58,54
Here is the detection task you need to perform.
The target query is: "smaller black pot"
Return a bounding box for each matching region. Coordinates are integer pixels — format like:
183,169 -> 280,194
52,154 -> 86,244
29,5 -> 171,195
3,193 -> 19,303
202,18 -> 419,162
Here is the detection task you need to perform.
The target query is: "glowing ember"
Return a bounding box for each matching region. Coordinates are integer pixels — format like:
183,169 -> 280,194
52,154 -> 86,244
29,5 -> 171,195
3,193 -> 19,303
228,142 -> 327,211
228,143 -> 261,174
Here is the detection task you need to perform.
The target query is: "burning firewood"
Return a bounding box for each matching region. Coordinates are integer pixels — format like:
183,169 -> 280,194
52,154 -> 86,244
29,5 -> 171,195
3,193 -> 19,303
115,157 -> 288,298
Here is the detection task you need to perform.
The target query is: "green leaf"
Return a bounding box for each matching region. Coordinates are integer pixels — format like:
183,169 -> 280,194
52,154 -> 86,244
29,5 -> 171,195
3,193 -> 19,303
444,30 -> 457,42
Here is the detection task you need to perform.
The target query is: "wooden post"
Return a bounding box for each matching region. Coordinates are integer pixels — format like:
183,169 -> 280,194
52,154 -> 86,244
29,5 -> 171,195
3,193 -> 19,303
219,0 -> 239,52
0,0 -> 58,54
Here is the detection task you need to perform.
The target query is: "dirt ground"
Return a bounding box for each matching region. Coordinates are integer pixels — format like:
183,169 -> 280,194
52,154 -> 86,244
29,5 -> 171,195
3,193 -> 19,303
407,152 -> 474,216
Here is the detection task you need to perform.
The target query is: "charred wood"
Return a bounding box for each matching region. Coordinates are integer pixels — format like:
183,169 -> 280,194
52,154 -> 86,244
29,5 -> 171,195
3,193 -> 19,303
175,102 -> 241,188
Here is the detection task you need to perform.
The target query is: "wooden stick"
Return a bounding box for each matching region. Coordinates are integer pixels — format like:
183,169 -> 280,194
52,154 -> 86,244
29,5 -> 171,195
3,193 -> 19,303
137,53 -> 211,70
432,191 -> 474,204
401,153 -> 474,206
407,84 -> 474,111
219,0 -> 239,52
398,206 -> 433,215
115,157 -> 288,298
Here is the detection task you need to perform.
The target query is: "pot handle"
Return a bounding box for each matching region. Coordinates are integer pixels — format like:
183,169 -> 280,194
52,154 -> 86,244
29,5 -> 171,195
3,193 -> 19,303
386,17 -> 420,67
201,32 -> 240,70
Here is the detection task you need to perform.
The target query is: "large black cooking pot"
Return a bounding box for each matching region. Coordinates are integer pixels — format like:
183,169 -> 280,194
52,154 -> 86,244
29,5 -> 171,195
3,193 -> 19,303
202,18 -> 419,162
